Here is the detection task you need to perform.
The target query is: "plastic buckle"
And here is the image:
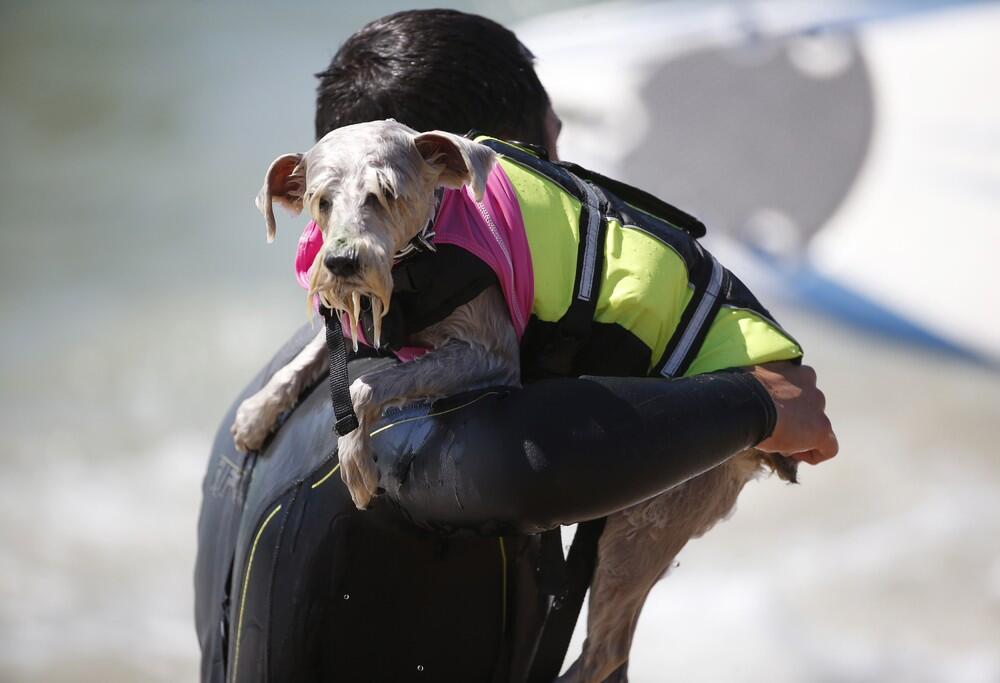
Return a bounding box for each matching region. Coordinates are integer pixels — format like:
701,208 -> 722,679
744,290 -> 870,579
334,414 -> 360,436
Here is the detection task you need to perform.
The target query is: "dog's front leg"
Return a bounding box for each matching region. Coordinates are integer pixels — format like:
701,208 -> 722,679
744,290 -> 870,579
338,338 -> 518,509
231,328 -> 327,453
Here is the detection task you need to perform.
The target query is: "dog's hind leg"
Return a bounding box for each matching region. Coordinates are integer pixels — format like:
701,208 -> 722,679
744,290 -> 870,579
231,328 -> 327,453
562,451 -> 763,683
561,503 -> 693,683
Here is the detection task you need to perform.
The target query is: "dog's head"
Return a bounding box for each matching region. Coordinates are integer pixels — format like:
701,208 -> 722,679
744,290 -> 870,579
256,119 -> 496,342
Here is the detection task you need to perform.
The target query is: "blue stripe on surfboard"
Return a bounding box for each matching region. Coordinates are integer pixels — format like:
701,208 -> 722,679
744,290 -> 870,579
748,247 -> 996,368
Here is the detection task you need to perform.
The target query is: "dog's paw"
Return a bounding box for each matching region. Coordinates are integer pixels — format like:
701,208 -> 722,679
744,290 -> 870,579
338,429 -> 379,509
230,395 -> 277,453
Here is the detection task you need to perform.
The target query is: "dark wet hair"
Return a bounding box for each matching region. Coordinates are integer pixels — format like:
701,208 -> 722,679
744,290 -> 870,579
315,9 -> 549,146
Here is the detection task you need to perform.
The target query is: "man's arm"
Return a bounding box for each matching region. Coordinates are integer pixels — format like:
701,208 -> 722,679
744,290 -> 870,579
371,363 -> 836,535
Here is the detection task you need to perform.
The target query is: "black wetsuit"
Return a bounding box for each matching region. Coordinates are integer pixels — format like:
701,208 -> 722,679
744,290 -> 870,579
195,323 -> 775,682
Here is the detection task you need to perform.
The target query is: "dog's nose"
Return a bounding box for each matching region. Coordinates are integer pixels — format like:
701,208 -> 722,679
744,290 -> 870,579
324,252 -> 359,277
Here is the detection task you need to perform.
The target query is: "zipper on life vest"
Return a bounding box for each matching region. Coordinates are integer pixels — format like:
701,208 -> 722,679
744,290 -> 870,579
474,199 -> 513,277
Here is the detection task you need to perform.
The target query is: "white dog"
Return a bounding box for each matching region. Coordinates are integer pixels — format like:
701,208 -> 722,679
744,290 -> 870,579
235,120 -> 795,683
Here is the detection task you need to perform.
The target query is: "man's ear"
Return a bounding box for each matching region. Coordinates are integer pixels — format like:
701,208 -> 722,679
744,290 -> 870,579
413,132 -> 496,202
255,153 -> 305,243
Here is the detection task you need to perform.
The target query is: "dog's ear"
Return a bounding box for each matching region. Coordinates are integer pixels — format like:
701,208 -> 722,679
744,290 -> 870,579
414,132 -> 496,202
256,153 -> 305,243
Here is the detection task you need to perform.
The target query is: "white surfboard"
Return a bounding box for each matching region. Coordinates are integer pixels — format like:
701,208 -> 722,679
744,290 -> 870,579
518,0 -> 1000,366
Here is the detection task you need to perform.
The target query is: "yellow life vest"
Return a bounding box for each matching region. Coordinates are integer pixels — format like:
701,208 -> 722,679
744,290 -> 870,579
476,137 -> 802,379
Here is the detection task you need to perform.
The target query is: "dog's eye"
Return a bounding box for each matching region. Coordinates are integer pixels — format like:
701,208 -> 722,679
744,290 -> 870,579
364,192 -> 382,210
318,198 -> 331,213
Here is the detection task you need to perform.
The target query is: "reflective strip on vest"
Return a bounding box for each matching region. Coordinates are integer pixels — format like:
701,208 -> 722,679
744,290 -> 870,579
660,256 -> 723,378
575,180 -> 602,303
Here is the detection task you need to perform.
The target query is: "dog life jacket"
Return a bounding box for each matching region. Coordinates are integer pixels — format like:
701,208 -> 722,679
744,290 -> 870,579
297,137 -> 802,379
480,137 -> 803,378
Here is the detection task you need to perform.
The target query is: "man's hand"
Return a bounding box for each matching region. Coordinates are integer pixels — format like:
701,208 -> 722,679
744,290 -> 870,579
751,362 -> 838,465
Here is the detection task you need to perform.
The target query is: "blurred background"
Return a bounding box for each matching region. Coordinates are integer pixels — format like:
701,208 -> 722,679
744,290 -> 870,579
1,1 -> 998,681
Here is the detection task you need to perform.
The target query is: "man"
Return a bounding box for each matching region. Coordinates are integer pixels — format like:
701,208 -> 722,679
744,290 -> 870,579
196,10 -> 836,683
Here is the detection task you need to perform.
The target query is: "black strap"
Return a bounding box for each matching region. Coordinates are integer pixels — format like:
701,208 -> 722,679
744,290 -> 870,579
365,245 -> 500,349
654,256 -> 728,378
561,178 -> 608,340
555,160 -> 706,238
321,307 -> 360,436
521,186 -> 608,377
526,518 -> 607,683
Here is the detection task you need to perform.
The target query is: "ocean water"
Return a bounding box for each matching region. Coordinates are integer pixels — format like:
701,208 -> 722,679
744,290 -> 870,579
1,2 -> 998,681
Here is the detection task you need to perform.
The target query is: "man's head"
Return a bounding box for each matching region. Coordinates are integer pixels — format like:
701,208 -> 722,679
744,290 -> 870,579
314,9 -> 560,155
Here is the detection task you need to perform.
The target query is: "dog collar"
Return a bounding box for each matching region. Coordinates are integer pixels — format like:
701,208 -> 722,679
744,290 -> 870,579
393,188 -> 444,263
